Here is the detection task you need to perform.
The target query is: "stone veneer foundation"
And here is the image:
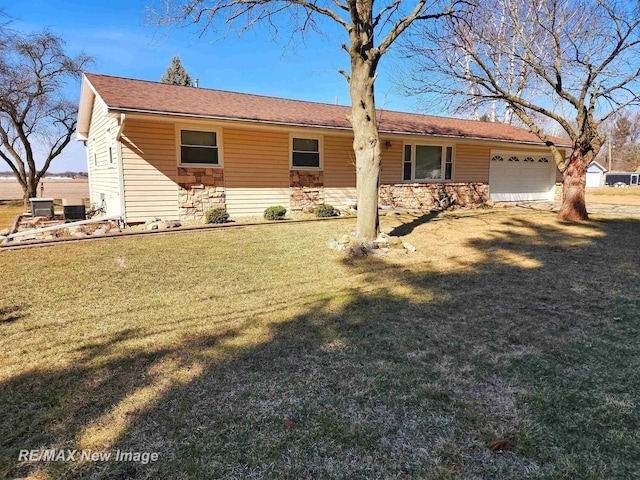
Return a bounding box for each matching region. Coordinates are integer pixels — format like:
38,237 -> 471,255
178,168 -> 489,220
177,167 -> 225,221
290,170 -> 324,213
379,183 -> 489,210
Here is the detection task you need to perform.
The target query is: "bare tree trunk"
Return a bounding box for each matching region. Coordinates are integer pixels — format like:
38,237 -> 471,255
349,56 -> 381,243
23,178 -> 38,209
558,150 -> 589,221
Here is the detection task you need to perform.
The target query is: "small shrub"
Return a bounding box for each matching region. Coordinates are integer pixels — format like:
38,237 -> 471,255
264,205 -> 287,220
205,207 -> 229,224
314,204 -> 336,217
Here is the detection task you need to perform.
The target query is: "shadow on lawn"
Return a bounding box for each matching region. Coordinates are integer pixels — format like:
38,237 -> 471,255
0,305 -> 25,324
1,214 -> 639,479
387,211 -> 440,237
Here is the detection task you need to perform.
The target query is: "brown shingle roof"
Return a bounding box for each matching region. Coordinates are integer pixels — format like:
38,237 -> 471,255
84,73 -> 569,146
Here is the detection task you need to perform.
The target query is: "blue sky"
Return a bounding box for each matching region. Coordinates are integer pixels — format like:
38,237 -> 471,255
4,0 -> 420,172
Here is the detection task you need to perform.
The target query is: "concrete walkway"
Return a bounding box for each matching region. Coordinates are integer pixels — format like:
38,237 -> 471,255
511,201 -> 640,217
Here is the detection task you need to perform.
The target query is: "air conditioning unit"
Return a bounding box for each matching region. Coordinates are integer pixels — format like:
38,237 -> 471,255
62,198 -> 86,221
29,198 -> 54,219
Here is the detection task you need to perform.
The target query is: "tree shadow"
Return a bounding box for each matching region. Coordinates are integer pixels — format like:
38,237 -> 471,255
1,214 -> 639,478
387,211 -> 440,237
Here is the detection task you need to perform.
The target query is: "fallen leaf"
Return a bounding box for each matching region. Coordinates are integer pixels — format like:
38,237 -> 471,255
284,420 -> 301,430
488,438 -> 512,452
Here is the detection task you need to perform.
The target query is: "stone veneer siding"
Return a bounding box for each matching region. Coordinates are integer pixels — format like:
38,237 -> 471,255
379,183 -> 489,210
178,167 -> 225,221
290,170 -> 324,213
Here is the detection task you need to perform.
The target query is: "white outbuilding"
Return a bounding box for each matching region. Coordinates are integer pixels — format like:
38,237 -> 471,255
586,161 -> 607,187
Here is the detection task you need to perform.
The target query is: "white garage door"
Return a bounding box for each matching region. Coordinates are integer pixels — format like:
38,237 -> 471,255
586,171 -> 602,187
489,151 -> 556,201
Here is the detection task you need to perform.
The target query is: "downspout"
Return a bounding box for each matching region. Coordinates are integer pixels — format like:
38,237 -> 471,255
84,140 -> 93,207
115,113 -> 127,225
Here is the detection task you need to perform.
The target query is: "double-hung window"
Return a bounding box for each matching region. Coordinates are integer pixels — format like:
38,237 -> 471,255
180,129 -> 220,166
291,136 -> 321,169
403,144 -> 453,181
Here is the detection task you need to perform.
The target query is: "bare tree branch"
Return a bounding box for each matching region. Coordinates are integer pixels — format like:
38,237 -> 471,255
401,0 -> 640,220
0,28 -> 92,205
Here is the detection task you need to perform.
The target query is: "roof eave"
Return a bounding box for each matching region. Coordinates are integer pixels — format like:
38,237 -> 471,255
108,106 -> 571,148
75,74 -> 97,142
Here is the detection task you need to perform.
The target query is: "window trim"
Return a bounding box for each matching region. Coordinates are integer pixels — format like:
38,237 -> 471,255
402,142 -> 455,182
107,128 -> 115,167
290,133 -> 323,171
176,126 -> 224,168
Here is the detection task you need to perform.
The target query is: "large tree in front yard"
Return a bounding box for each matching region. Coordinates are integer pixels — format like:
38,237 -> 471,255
150,0 -> 463,242
0,29 -> 91,207
402,0 -> 640,220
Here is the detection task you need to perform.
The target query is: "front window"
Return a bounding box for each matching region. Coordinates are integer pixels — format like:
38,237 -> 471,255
403,144 -> 453,181
291,137 -> 321,169
180,129 -> 219,165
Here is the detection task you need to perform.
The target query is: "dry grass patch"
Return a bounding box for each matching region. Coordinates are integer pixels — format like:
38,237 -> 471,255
0,200 -> 25,230
1,210 -> 639,479
586,186 -> 640,206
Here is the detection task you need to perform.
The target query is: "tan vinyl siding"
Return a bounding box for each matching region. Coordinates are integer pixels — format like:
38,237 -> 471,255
380,140 -> 403,184
86,96 -> 120,212
454,143 -> 492,183
224,128 -> 290,215
121,120 -> 179,222
324,135 -> 355,187
224,128 -> 289,187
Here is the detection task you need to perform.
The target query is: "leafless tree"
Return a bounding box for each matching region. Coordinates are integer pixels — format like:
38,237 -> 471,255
148,0 -> 464,242
402,0 -> 640,220
0,29 -> 92,207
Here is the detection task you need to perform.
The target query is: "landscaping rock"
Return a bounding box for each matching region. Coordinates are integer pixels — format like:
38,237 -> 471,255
403,242 -> 417,252
361,241 -> 378,251
388,236 -> 403,248
374,236 -> 389,247
146,222 -> 160,231
326,238 -> 340,249
93,228 -> 108,235
0,228 -> 10,236
339,234 -> 351,245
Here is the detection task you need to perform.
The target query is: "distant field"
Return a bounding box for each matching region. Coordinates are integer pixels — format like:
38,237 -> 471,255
586,186 -> 640,206
0,179 -> 89,200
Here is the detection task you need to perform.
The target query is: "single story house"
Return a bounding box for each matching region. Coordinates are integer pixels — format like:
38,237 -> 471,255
76,73 -> 570,224
586,161 -> 607,187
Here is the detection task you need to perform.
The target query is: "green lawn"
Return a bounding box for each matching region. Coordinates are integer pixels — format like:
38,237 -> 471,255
1,210 -> 639,479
